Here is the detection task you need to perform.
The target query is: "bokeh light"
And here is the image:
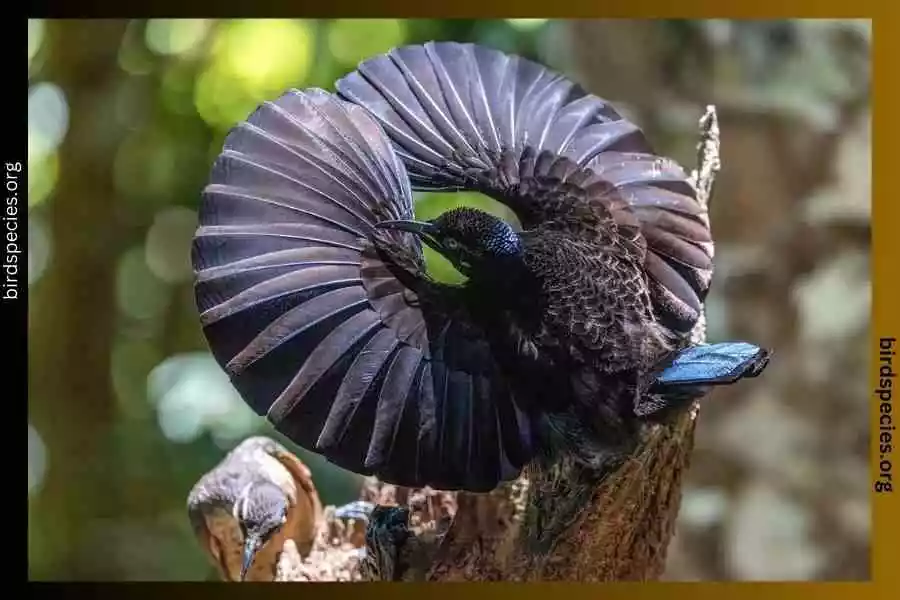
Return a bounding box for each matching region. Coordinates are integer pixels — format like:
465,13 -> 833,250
28,19 -> 44,66
28,424 -> 48,497
327,19 -> 407,67
147,353 -> 261,446
28,82 -> 69,161
28,216 -> 51,286
118,20 -> 155,76
27,152 -> 58,208
145,19 -> 211,57
145,207 -> 199,284
505,19 -> 548,32
195,20 -> 315,130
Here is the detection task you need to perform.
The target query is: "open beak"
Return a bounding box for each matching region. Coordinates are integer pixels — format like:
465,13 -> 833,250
240,535 -> 261,582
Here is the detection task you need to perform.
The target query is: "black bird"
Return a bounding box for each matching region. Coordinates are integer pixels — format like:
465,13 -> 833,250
191,42 -> 770,493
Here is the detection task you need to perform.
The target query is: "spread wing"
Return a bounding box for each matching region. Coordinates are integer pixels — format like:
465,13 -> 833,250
192,89 -> 534,492
335,41 -> 714,335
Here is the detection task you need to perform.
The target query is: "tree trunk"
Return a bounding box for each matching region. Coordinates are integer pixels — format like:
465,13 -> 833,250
28,19 -> 129,579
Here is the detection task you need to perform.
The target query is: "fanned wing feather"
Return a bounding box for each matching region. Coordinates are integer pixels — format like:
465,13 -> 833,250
336,41 -> 714,334
193,88 -> 534,491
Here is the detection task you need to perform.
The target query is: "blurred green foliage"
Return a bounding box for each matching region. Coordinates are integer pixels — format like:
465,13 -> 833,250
27,18 -> 550,581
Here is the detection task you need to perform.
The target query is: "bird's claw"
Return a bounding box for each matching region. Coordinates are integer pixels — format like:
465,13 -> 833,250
369,505 -> 410,537
362,505 -> 412,581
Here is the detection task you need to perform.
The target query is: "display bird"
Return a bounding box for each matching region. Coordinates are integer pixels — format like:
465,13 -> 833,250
190,42 -> 770,495
187,436 -> 323,581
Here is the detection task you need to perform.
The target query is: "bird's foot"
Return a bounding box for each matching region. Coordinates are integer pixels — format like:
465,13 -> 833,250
362,505 -> 411,581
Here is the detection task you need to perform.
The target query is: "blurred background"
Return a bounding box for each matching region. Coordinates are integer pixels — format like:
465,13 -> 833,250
26,18 -> 871,581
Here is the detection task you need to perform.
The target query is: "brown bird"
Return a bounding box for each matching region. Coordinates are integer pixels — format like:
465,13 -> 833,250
187,436 -> 323,581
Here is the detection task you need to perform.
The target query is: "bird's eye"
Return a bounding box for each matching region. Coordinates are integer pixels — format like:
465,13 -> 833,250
444,238 -> 460,251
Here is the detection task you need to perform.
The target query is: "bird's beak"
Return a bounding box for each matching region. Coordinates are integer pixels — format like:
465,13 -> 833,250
240,535 -> 261,582
376,219 -> 445,257
375,219 -> 438,241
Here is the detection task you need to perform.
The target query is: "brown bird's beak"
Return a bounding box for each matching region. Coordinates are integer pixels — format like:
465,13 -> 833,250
240,535 -> 261,581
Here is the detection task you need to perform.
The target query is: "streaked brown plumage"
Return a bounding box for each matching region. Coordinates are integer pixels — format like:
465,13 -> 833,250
187,436 -> 322,581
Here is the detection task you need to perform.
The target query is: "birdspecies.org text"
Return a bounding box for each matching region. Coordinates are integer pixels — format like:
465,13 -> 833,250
2,162 -> 21,302
0,162 -> 23,300
875,336 -> 895,493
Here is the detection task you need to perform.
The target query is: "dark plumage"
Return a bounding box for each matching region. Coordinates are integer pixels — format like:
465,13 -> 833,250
360,506 -> 411,581
191,42 -> 770,493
